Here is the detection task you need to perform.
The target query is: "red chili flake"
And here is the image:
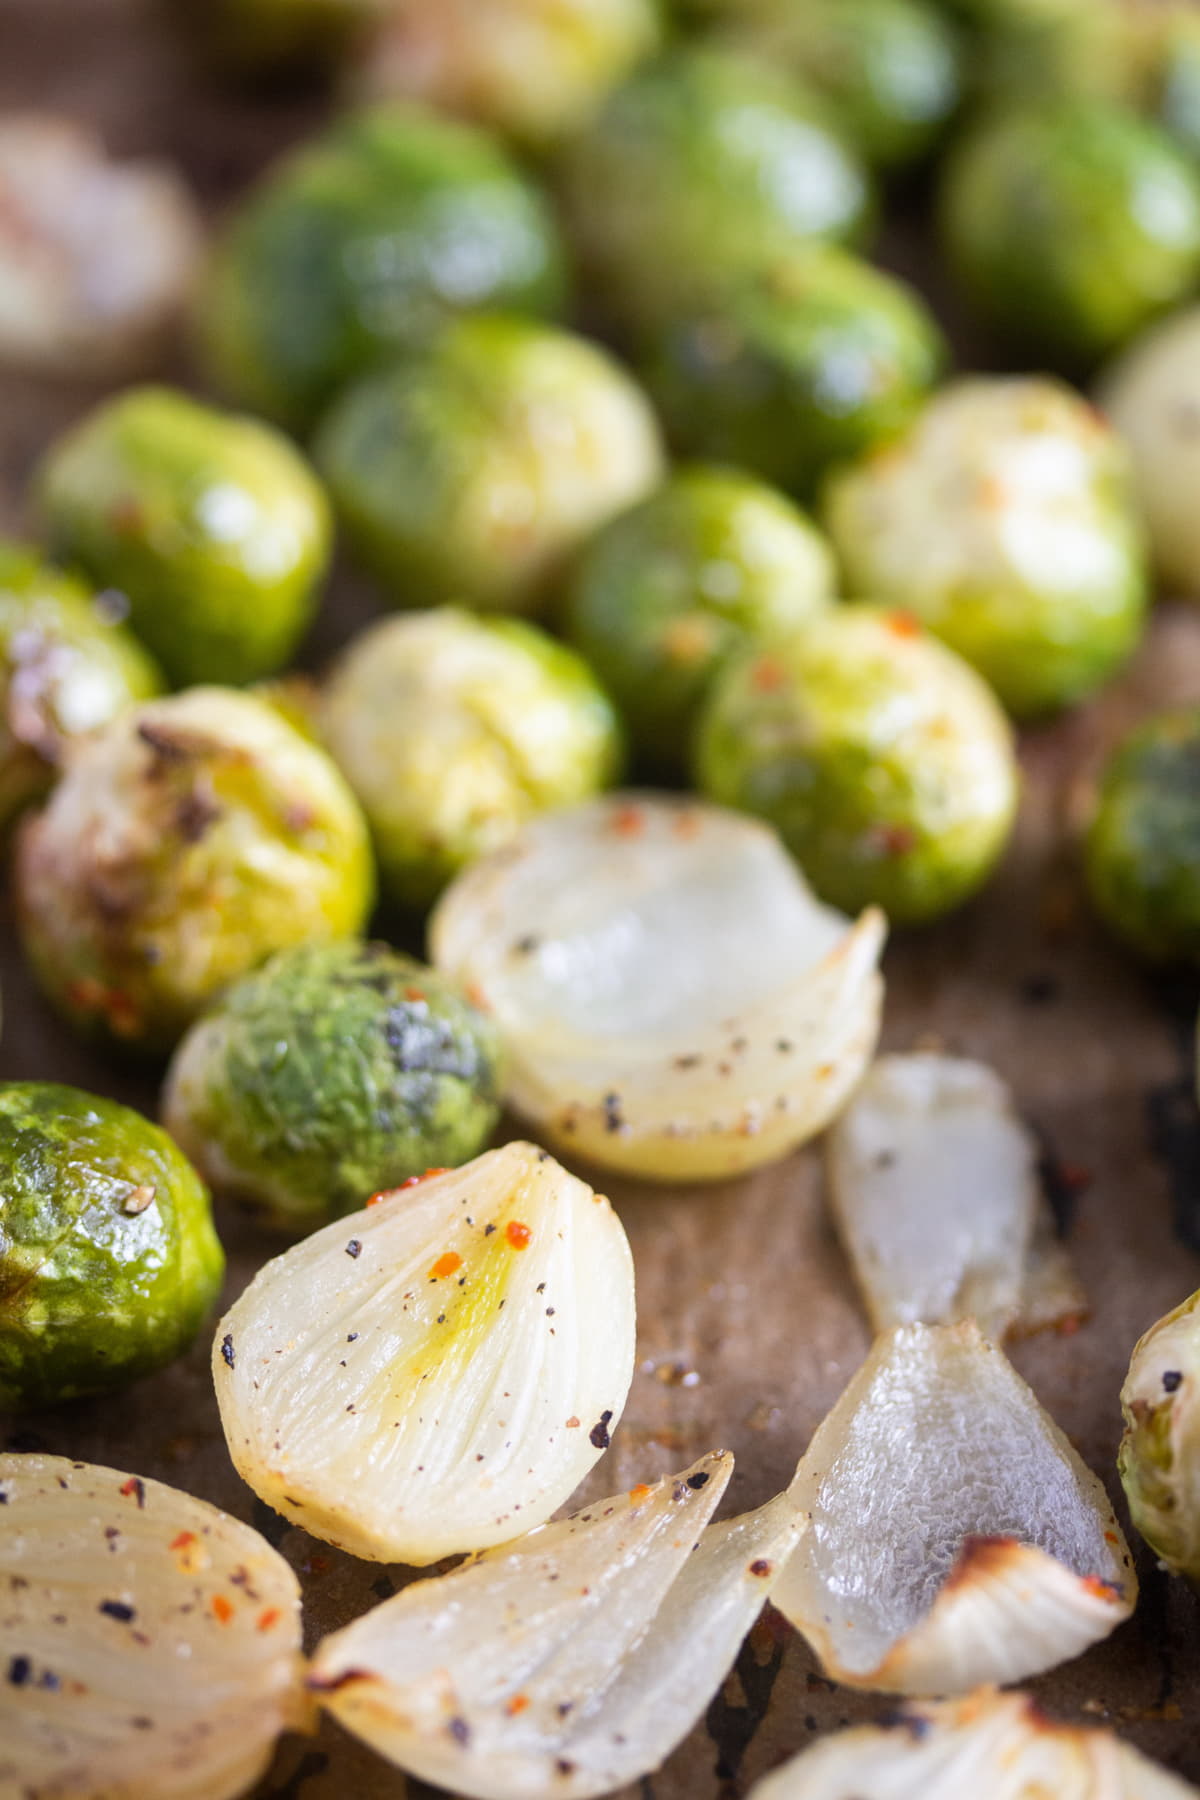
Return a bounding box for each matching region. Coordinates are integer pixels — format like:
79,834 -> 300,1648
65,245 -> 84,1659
256,1609 -> 282,1633
402,1168 -> 451,1191
505,1694 -> 530,1716
1057,1314 -> 1084,1337
466,981 -> 490,1012
628,1484 -> 652,1505
1059,1162 -> 1092,1193
884,611 -> 921,639
170,1532 -> 197,1552
366,1191 -> 390,1207
1082,1576 -> 1121,1601
610,804 -> 646,838
565,1416 -> 581,1429
430,1251 -> 463,1280
1104,1531 -> 1120,1546
211,1595 -> 234,1624
751,657 -> 785,693
749,1559 -> 773,1578
119,1477 -> 145,1508
404,987 -> 426,1003
505,1221 -> 532,1250
869,823 -> 917,857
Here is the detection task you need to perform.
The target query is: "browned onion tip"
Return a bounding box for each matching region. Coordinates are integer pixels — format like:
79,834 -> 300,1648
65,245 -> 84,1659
0,114 -> 203,375
212,1141 -> 637,1565
0,1454 -> 307,1800
429,793 -> 886,1181
307,1451 -> 804,1799
745,1688 -> 1198,1798
772,1321 -> 1135,1695
826,1053 -> 1086,1340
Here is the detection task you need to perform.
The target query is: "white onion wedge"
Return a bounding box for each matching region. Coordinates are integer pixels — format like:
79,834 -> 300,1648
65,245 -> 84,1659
773,1321 -> 1135,1695
746,1689 -> 1198,1799
826,1054 -> 1050,1340
213,1141 -> 637,1564
429,794 -> 886,1181
0,1454 -> 307,1800
308,1453 -> 804,1799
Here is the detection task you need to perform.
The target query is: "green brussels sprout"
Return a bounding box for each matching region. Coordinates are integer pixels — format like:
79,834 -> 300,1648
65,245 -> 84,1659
315,313 -> 664,615
15,687 -> 375,1052
724,0 -> 963,171
351,0 -> 663,151
694,604 -> 1019,924
199,105 -> 568,430
321,607 -> 623,908
0,1082 -> 223,1411
563,465 -> 834,773
558,46 -> 874,335
1099,304 -> 1200,601
36,387 -> 331,689
643,245 -> 945,498
939,99 -> 1200,369
1084,706 -> 1200,965
0,542 -> 163,835
163,941 -> 504,1235
1119,1286 -> 1200,1579
823,378 -> 1149,719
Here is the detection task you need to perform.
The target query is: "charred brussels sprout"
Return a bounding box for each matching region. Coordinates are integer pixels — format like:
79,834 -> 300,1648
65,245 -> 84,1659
15,688 -> 374,1052
644,246 -> 944,497
36,387 -> 330,689
0,543 -> 163,835
725,0 -> 962,171
939,100 -> 1200,369
184,0 -> 382,79
694,605 -> 1019,924
163,942 -> 503,1235
0,1082 -> 223,1411
352,0 -> 662,151
315,314 -> 664,615
563,466 -> 834,773
1100,305 -> 1200,600
322,608 -> 622,908
823,378 -> 1148,718
1084,707 -> 1200,965
1119,1287 -> 1200,1579
558,46 -> 873,335
199,105 -> 567,429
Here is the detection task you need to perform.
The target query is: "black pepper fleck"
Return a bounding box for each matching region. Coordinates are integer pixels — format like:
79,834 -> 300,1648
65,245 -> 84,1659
345,1240 -> 362,1259
7,1655 -> 31,1686
220,1334 -> 236,1370
100,1600 -> 136,1623
686,1472 -> 710,1490
1164,1370 -> 1184,1393
448,1716 -> 471,1745
589,1411 -> 613,1450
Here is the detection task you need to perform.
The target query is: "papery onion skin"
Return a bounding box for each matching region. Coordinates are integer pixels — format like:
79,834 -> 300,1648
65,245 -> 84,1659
0,1454 -> 307,1800
1119,1286 -> 1200,1579
213,1140 -> 637,1564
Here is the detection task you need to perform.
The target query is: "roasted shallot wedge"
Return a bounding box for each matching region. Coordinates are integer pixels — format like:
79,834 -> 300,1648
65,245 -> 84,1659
0,1454 -> 307,1800
0,115 -> 203,376
213,1142 -> 637,1564
429,794 -> 886,1181
746,1689 -> 1198,1799
308,1452 -> 804,1800
773,1322 -> 1135,1695
826,1054 -> 1084,1341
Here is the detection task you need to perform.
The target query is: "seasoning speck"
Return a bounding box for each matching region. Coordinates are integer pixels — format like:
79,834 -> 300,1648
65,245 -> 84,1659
99,1600 -> 136,1623
686,1472 -> 710,1491
1164,1370 -> 1184,1393
119,1476 -> 146,1507
7,1656 -> 31,1687
220,1334 -> 236,1370
589,1411 -> 614,1450
448,1716 -> 471,1745
345,1239 -> 362,1259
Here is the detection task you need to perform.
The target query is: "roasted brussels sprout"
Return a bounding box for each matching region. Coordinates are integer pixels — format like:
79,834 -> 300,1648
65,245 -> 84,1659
0,1082 -> 223,1411
0,543 -> 163,835
199,105 -> 567,429
694,605 -> 1019,924
315,313 -> 664,614
1084,706 -> 1200,965
36,387 -> 330,689
724,0 -> 962,171
1119,1286 -> 1200,1579
1099,304 -> 1200,601
352,0 -> 662,150
558,46 -> 873,335
644,245 -> 945,497
823,378 -> 1148,718
163,941 -> 503,1235
563,466 -> 834,772
939,99 -> 1200,369
15,687 -> 374,1052
321,608 -> 622,908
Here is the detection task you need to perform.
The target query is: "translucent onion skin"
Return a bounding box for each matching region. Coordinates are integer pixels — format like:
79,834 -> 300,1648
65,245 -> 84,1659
309,1453 -> 804,1800
0,1454 -> 307,1800
773,1322 -> 1136,1695
213,1141 -> 637,1564
1119,1286 -> 1200,1579
746,1689 -> 1199,1799
430,793 -> 886,1182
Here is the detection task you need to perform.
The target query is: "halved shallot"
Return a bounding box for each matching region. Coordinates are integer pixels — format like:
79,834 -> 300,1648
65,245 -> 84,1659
308,1452 -> 804,1799
429,794 -> 885,1181
772,1321 -> 1135,1694
213,1141 -> 637,1564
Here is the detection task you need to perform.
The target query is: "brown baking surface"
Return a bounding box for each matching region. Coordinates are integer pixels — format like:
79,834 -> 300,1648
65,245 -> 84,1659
4,2 -> 1200,1793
